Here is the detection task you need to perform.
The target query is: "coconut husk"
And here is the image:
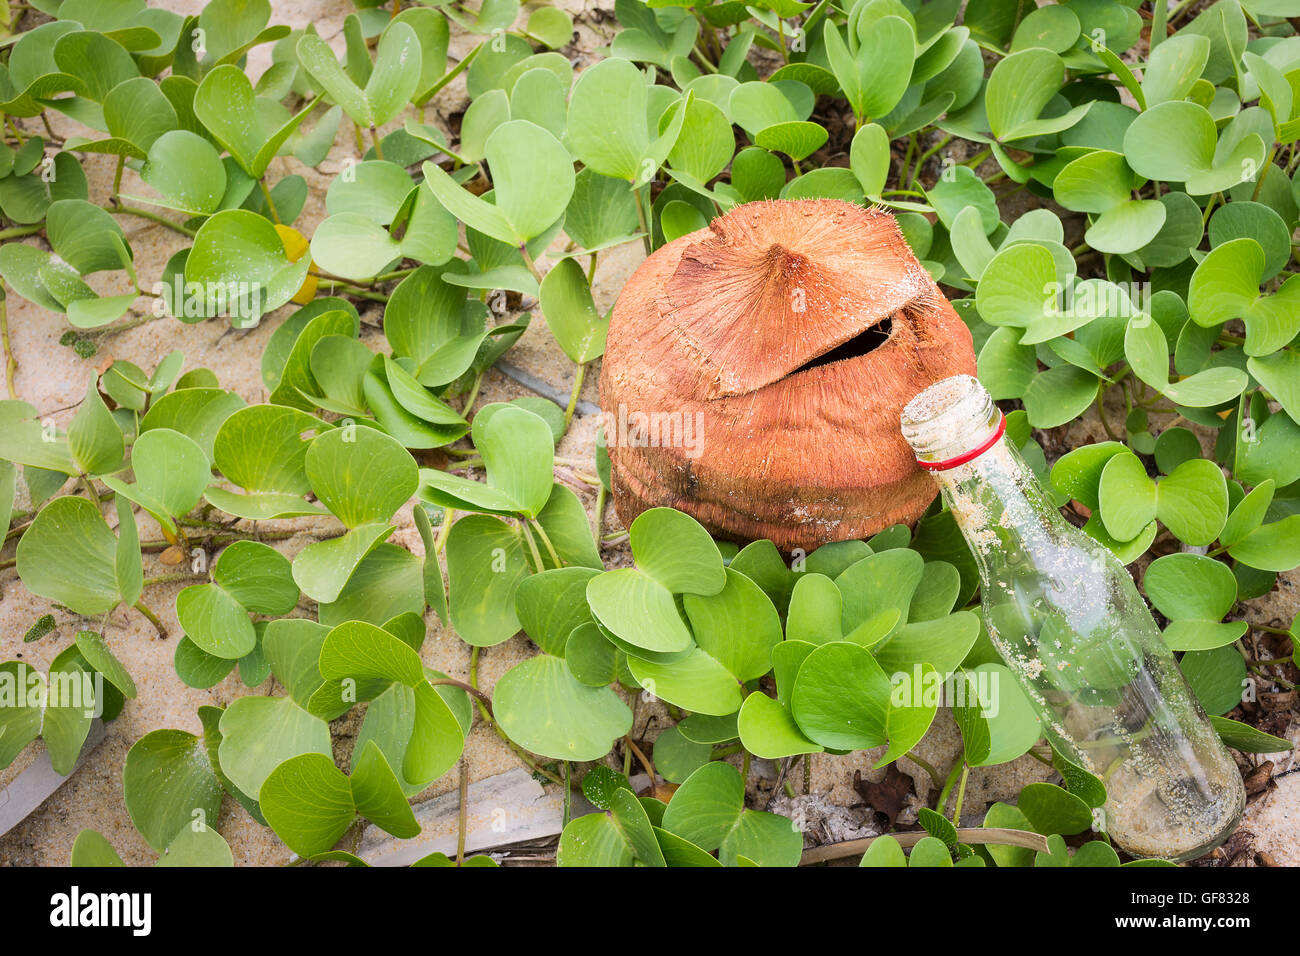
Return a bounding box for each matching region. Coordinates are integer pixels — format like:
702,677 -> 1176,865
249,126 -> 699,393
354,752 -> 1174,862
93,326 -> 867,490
599,198 -> 976,552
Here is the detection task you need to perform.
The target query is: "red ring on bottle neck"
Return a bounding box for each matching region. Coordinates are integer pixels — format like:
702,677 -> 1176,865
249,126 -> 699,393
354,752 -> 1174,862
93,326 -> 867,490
915,412 -> 1006,472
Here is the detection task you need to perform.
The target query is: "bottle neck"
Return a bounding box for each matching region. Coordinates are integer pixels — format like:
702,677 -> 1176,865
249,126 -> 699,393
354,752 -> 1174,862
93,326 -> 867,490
929,436 -> 1063,580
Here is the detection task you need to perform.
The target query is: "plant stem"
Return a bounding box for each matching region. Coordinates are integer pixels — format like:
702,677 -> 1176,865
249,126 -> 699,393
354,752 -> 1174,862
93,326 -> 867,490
624,734 -> 657,782
911,135 -> 951,187
427,677 -> 494,713
369,126 -> 385,161
456,759 -> 468,865
258,178 -> 282,224
562,761 -> 572,829
634,183 -> 652,256
1253,146 -> 1276,202
935,759 -> 963,814
1095,384 -> 1118,440
0,224 -> 42,240
950,763 -> 970,825
460,370 -> 483,417
0,296 -> 15,399
433,507 -> 454,554
592,481 -> 606,543
314,279 -> 389,303
133,600 -> 167,638
112,202 -> 197,237
903,751 -> 941,791
564,360 -> 585,428
518,242 -> 543,284
112,154 -> 125,199
527,517 -> 563,568
519,518 -> 546,573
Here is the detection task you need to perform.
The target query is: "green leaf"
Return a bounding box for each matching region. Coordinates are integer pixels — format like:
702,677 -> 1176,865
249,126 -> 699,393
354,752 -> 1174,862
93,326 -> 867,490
494,654 -> 632,760
821,18 -> 915,122
206,404 -> 327,519
175,582 -> 256,659
1098,451 -> 1157,541
296,22 -> 421,128
1209,715 -> 1293,753
70,830 -> 126,867
1155,457 -> 1228,547
1124,101 -> 1263,196
305,425 -> 417,529
1189,238 -> 1300,357
217,695 -> 332,799
123,729 -> 223,852
423,120 -> 573,246
790,642 -> 890,750
737,692 -> 823,759
68,374 -> 125,476
1141,35 -> 1211,107
74,630 -> 136,698
587,567 -> 694,656
628,506 -> 726,595
557,812 -> 634,866
859,834 -> 907,867
567,56 -> 688,184
15,495 -> 121,615
101,427 -> 209,533
259,752 -> 356,858
660,760 -> 744,851
539,258 -> 609,363
1017,782 -> 1093,835
193,64 -> 319,179
1227,515 -> 1300,571
986,48 -> 1089,142
626,648 -> 744,715
183,209 -> 311,327
1181,645 -> 1247,716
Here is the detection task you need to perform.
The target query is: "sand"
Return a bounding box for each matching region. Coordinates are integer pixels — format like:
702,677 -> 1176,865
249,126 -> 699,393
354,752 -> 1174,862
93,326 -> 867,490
1,0 -> 1296,868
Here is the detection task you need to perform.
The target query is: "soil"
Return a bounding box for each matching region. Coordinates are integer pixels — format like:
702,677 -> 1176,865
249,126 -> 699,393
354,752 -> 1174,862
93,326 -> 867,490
0,0 -> 1296,868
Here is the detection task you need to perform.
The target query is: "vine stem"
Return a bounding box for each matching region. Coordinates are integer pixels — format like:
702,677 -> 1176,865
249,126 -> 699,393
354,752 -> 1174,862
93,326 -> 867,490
0,295 -> 15,399
527,517 -> 563,568
935,758 -> 963,814
428,677 -> 494,715
133,600 -> 167,638
634,183 -> 652,256
518,241 -> 543,285
456,759 -> 468,865
313,279 -> 389,303
592,481 -> 606,543
112,202 -> 197,237
518,519 -> 546,573
564,360 -> 586,428
624,734 -> 657,782
903,751 -> 941,791
258,178 -> 283,224
562,761 -> 572,829
800,827 -> 1051,865
950,763 -> 970,825
369,126 -> 385,161
0,224 -> 42,240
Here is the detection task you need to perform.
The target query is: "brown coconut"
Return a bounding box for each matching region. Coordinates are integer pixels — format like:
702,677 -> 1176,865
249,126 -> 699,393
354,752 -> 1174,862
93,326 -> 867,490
598,198 -> 976,553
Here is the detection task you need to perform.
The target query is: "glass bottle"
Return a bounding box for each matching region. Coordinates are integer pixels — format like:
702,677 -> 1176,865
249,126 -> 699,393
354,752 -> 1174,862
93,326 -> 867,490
899,374 -> 1244,862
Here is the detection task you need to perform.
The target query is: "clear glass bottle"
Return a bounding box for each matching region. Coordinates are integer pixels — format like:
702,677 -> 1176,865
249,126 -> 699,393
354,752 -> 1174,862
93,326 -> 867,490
900,374 -> 1244,862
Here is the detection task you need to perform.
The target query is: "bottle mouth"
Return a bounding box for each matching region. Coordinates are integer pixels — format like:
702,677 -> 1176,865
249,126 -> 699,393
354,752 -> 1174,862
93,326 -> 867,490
900,374 -> 1002,468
